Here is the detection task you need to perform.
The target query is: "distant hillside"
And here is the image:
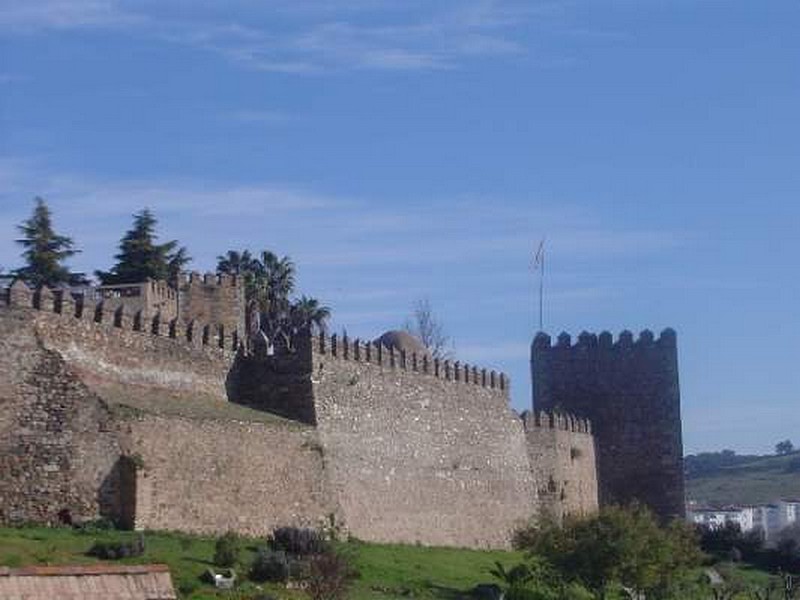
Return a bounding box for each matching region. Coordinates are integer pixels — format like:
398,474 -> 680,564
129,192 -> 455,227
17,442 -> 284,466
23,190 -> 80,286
685,450 -> 800,506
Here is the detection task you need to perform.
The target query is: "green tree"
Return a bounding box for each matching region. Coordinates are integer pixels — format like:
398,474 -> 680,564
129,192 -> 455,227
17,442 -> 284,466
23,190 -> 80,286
491,557 -> 595,600
776,440 -> 794,455
514,505 -> 703,599
14,197 -> 82,287
96,209 -> 190,285
216,249 -> 259,277
289,295 -> 331,335
213,531 -> 241,568
216,249 -> 264,340
216,249 -> 330,348
258,250 -> 295,338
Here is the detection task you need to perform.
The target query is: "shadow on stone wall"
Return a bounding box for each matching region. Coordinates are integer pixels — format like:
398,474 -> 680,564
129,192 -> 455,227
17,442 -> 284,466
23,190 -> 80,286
97,456 -> 137,530
225,349 -> 316,425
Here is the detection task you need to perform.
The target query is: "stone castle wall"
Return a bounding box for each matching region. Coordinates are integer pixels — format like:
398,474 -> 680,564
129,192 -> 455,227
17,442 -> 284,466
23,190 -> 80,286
0,285 -> 605,548
227,344 -> 316,424
92,280 -> 179,323
307,334 -> 537,548
531,330 -> 685,520
177,272 -> 245,339
523,412 -> 598,522
0,309 -> 124,525
121,415 -> 332,536
34,310 -> 234,404
0,297 -> 332,535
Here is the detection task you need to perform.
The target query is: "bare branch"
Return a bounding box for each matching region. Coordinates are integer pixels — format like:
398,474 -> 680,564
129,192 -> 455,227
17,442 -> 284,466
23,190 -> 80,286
403,298 -> 453,360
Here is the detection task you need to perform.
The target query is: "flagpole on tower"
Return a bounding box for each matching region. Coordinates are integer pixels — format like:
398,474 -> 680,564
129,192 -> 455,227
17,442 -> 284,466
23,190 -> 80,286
533,239 -> 546,332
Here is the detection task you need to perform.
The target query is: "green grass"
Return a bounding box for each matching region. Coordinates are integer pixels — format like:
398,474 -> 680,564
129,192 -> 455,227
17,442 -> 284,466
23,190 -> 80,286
96,381 -> 306,428
0,526 -> 522,600
348,541 -> 523,600
686,451 -> 800,505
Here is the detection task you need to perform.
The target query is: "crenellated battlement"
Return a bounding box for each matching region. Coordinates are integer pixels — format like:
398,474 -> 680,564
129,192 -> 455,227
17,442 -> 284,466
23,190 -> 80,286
521,410 -> 592,434
177,271 -> 245,342
177,271 -> 241,288
533,328 -> 676,351
531,326 -> 684,521
2,279 -> 241,355
310,331 -> 509,393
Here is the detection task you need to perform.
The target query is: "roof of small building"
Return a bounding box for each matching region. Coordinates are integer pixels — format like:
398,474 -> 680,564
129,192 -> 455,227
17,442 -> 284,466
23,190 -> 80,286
0,564 -> 176,600
374,330 -> 429,356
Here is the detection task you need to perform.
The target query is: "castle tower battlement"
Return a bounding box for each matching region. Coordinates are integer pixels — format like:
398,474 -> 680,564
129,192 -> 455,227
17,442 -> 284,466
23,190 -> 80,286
520,409 -> 598,521
2,279 -> 240,356
521,410 -> 592,435
531,328 -> 684,520
315,331 -> 508,392
177,271 -> 245,340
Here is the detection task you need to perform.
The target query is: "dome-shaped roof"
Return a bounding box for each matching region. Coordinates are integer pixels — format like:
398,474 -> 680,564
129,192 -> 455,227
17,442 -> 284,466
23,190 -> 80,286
374,330 -> 428,356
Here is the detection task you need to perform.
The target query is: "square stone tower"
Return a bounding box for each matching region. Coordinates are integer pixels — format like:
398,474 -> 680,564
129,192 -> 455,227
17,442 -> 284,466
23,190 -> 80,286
531,329 -> 685,521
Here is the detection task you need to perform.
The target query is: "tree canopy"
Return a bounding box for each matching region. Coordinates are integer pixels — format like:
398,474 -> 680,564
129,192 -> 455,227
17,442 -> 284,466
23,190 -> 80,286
513,505 -> 702,599
216,249 -> 330,348
96,209 -> 190,285
14,197 -> 83,288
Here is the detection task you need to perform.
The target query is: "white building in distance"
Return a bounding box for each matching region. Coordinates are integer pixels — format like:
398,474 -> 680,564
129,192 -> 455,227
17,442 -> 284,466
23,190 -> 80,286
688,500 -> 800,545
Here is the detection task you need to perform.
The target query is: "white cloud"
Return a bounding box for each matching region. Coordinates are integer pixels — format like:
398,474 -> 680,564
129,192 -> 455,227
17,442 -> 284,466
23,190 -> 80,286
0,0 -> 143,31
0,1 -> 544,72
0,157 -> 688,275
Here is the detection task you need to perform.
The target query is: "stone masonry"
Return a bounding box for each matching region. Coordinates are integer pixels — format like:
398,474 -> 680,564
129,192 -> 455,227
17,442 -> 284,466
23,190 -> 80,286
0,276 -> 685,547
531,330 -> 685,520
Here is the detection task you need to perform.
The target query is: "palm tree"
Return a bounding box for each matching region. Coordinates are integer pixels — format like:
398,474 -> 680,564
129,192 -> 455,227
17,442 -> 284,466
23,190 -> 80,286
216,250 -> 259,276
217,250 -> 264,342
290,295 -> 331,335
259,251 -> 295,340
489,561 -> 534,588
217,248 -> 331,352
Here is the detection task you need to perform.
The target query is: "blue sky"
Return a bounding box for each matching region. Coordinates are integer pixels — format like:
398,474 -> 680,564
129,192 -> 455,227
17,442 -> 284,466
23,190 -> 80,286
1,0 -> 798,454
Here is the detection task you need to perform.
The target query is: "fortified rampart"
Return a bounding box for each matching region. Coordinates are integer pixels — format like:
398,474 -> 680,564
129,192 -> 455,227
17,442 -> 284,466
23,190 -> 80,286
0,307 -> 123,525
306,334 -> 535,547
176,272 -> 245,339
0,280 -> 602,548
531,330 -> 685,520
91,280 -> 179,323
120,414 -> 332,536
522,411 -> 597,522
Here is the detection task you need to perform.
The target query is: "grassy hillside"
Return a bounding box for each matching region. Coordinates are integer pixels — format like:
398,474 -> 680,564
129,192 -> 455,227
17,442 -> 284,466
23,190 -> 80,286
0,526 -> 522,600
685,450 -> 800,505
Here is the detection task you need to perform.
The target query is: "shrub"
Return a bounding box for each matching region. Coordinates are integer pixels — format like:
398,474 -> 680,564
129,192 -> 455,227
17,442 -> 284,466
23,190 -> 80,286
250,548 -> 289,583
87,534 -> 145,560
306,548 -> 359,600
288,557 -> 311,581
320,513 -> 347,542
514,505 -> 702,598
177,580 -> 198,596
214,531 -> 242,568
504,583 -> 562,600
75,518 -> 115,533
698,521 -> 764,562
270,526 -> 327,556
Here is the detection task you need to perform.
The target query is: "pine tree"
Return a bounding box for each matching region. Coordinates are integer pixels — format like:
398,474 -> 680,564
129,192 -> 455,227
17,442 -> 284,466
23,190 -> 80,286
15,197 -> 80,288
96,209 -> 190,285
